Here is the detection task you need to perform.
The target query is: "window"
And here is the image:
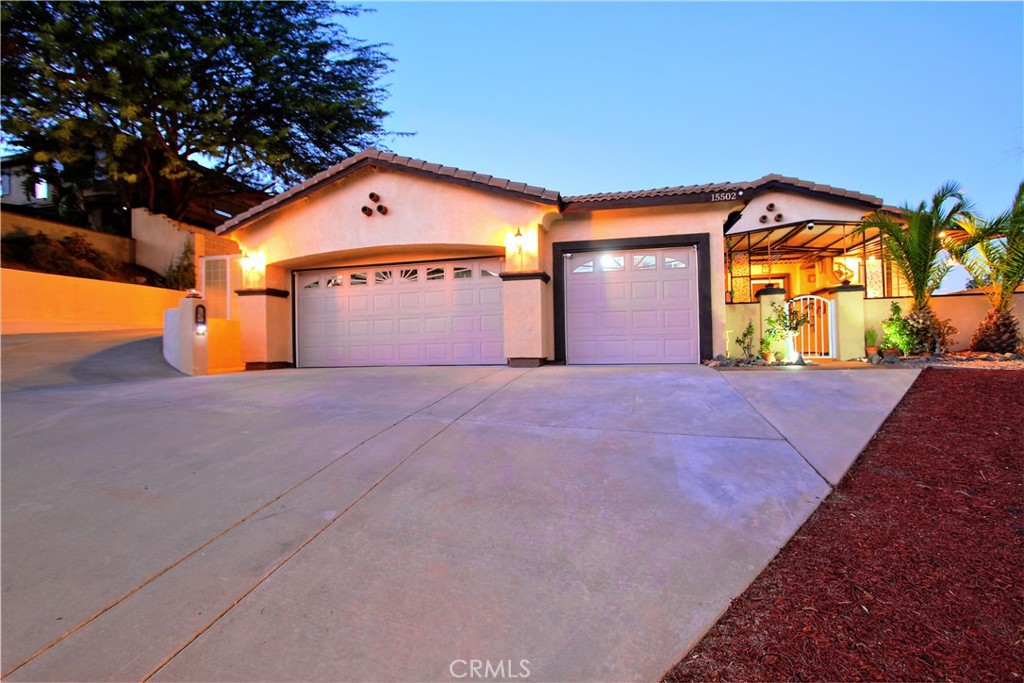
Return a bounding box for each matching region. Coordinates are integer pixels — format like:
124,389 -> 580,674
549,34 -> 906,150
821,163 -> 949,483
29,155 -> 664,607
32,166 -> 48,200
350,272 -> 367,286
303,279 -> 320,289
572,260 -> 594,274
0,170 -> 10,197
400,268 -> 418,282
632,254 -> 657,270
203,259 -> 228,319
664,256 -> 688,269
375,270 -> 392,284
454,266 -> 472,279
426,267 -> 445,281
481,269 -> 498,277
326,275 -> 343,288
599,254 -> 624,271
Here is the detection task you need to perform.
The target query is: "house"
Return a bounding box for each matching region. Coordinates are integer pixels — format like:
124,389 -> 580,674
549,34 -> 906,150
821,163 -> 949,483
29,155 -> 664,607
207,148 -> 927,369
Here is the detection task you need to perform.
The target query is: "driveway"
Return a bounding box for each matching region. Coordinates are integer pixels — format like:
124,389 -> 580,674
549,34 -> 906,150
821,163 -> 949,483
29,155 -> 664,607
1,333 -> 918,681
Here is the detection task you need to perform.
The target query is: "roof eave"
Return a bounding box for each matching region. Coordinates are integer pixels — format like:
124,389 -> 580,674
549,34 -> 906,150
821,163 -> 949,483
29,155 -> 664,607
218,155 -> 561,236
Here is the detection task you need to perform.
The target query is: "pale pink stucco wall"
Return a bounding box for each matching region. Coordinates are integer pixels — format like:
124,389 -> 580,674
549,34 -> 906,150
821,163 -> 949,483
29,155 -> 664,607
230,167 -> 554,270
729,190 -> 871,234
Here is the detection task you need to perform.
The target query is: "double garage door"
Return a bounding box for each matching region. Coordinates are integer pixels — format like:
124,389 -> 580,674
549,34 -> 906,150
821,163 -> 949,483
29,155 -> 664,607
564,246 -> 700,364
294,247 -> 700,367
296,258 -> 504,367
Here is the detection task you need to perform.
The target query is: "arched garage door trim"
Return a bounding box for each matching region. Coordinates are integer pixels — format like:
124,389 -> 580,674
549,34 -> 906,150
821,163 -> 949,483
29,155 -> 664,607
552,233 -> 713,363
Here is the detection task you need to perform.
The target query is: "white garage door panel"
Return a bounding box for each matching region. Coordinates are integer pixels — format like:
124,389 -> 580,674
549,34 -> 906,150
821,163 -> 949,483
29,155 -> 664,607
297,259 -> 504,367
565,247 -> 699,364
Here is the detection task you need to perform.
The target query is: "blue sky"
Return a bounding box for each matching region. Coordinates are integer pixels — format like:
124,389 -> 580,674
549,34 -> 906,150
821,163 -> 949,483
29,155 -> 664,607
356,1 -> 1023,220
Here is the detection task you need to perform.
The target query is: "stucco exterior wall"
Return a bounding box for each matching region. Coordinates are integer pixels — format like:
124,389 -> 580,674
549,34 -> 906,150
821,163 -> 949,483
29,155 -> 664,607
863,292 -> 1024,352
132,209 -> 194,275
730,190 -> 870,234
724,303 -> 761,357
548,204 -> 732,357
132,209 -> 239,275
1,212 -> 136,264
1,267 -> 183,334
230,167 -> 554,271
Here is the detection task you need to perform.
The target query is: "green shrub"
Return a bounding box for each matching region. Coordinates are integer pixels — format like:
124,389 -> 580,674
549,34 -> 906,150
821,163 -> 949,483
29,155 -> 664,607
59,233 -> 116,272
864,328 -> 878,347
734,322 -> 755,358
880,302 -> 914,355
165,242 -> 196,290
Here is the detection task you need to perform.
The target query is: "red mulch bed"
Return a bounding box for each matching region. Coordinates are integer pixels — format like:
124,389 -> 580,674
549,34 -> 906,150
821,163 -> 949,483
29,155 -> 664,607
663,368 -> 1024,682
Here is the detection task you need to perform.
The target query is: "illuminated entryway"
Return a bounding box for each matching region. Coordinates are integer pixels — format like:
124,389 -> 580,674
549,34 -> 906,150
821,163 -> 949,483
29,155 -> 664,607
295,258 -> 504,367
563,246 -> 700,364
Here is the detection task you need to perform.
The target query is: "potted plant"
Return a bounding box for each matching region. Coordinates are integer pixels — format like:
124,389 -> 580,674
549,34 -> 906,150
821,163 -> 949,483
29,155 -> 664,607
766,301 -> 810,363
758,336 -> 775,363
864,328 -> 879,357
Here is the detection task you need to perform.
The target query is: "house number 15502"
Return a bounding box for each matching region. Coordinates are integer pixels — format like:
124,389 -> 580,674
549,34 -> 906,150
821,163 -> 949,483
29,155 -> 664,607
710,192 -> 739,202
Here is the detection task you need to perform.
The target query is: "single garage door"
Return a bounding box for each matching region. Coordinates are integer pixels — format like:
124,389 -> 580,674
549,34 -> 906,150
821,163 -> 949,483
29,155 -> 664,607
296,258 -> 504,367
564,246 -> 699,364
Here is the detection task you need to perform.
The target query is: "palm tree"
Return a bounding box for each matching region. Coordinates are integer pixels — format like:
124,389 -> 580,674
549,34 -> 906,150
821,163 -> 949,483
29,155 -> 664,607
856,182 -> 972,353
945,181 -> 1024,352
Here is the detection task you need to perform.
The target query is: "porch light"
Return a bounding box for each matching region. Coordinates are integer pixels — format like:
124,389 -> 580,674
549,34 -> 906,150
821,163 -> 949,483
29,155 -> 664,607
511,227 -> 525,254
240,251 -> 267,289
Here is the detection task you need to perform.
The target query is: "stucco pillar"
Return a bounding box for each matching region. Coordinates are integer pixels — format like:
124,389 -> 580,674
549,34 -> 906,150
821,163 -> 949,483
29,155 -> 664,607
756,286 -> 787,357
832,285 -> 867,360
235,265 -> 293,369
174,296 -> 208,376
498,271 -> 550,367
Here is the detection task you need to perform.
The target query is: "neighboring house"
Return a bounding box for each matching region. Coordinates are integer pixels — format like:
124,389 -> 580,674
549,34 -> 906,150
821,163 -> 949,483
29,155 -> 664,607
215,148 -> 916,369
1,154 -> 55,208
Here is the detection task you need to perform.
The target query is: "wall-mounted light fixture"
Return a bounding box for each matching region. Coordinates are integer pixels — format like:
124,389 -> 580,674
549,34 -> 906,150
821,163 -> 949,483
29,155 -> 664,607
511,227 -> 525,254
240,251 -> 267,289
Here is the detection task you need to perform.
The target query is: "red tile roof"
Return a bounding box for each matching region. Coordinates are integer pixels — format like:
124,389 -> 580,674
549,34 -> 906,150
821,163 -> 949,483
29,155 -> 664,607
562,174 -> 883,210
217,150 -> 883,235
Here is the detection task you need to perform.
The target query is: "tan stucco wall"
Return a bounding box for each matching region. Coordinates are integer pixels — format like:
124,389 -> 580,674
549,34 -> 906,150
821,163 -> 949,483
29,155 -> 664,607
132,209 -> 239,275
724,303 -> 761,357
863,292 -> 1024,352
1,211 -> 136,264
230,167 -> 553,271
548,204 -> 732,357
208,318 -> 244,374
1,267 -> 183,334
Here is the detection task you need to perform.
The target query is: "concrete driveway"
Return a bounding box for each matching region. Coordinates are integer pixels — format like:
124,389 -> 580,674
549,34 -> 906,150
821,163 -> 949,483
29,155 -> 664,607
1,333 -> 918,682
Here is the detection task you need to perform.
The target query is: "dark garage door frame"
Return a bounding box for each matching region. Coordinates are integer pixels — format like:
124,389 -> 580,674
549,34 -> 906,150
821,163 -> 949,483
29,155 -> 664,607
552,233 -> 713,364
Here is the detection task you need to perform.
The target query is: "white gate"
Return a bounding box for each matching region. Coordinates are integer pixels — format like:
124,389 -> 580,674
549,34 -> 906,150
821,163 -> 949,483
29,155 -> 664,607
787,295 -> 835,358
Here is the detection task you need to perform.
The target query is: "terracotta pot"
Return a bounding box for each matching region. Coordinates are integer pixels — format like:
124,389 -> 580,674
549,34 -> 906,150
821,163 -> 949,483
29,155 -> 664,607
882,348 -> 900,362
865,346 -> 879,356
761,351 -> 776,363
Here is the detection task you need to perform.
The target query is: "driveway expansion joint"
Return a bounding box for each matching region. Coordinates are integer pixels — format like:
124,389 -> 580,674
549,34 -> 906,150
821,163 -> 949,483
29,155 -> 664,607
141,367 -> 534,681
